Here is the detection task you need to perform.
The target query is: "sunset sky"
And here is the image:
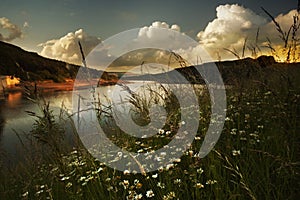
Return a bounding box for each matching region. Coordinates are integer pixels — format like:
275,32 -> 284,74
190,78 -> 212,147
0,0 -> 298,67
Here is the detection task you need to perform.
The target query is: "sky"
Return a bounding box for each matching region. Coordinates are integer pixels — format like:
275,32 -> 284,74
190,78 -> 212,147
0,0 -> 298,68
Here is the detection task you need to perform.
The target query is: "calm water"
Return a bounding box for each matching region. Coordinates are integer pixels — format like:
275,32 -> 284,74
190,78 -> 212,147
0,83 -> 208,165
0,91 -> 71,162
0,86 -> 115,164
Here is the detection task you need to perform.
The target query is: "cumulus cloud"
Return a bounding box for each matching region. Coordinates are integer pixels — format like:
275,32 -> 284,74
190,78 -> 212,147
97,21 -> 195,71
261,9 -> 298,44
100,21 -> 215,70
0,17 -> 23,42
39,29 -> 101,64
197,4 -> 267,55
134,21 -> 184,48
196,4 -> 300,60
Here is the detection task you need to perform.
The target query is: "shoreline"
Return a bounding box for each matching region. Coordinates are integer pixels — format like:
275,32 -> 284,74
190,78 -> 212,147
0,78 -> 126,94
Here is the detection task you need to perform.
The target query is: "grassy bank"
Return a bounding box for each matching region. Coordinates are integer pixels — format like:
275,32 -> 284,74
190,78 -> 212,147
0,61 -> 299,200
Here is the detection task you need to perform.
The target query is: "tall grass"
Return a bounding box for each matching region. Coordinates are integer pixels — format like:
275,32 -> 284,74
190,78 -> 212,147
0,58 -> 299,199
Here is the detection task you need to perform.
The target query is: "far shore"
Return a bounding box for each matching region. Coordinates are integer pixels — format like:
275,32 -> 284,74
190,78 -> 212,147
1,78 -> 125,94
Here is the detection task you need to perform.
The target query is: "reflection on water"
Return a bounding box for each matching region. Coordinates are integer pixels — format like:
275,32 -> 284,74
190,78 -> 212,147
6,92 -> 22,108
0,86 -> 115,165
0,90 -> 75,165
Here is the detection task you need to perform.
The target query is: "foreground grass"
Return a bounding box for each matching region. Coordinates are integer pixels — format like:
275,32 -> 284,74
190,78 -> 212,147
0,64 -> 299,200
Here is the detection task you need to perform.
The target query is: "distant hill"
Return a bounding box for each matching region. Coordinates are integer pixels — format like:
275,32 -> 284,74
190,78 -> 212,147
0,41 -> 88,82
124,56 -> 300,86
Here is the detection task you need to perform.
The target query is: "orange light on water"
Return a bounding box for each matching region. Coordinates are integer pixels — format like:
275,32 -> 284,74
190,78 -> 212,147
7,92 -> 22,107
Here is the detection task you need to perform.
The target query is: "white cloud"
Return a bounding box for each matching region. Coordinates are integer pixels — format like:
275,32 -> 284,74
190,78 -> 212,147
0,17 -> 23,42
261,9 -> 298,44
136,21 -> 182,44
39,29 -> 101,64
196,4 -> 300,61
197,4 -> 267,56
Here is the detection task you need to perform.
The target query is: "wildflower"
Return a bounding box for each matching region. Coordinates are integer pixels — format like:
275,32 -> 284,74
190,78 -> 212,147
137,149 -> 144,153
158,129 -> 165,134
166,131 -> 171,135
107,186 -> 113,191
22,191 -> 29,197
82,182 -> 87,186
230,128 -> 237,135
136,182 -> 143,189
96,167 -> 103,173
117,152 -> 123,157
35,190 -> 43,195
152,173 -> 158,178
169,192 -> 176,198
197,168 -> 204,174
124,170 -> 130,175
206,180 -> 217,185
79,176 -> 86,182
157,182 -> 165,189
174,179 -> 181,184
232,150 -> 241,156
135,194 -> 143,199
146,190 -> 155,198
160,152 -> 167,157
66,182 -> 72,188
166,163 -> 174,170
70,150 -> 78,154
196,183 -> 204,188
175,147 -> 182,152
154,156 -> 163,162
123,180 -> 129,186
61,176 -> 70,181
132,170 -> 138,175
163,191 -> 176,199
258,125 -> 264,129
158,166 -> 164,172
